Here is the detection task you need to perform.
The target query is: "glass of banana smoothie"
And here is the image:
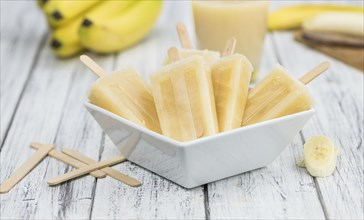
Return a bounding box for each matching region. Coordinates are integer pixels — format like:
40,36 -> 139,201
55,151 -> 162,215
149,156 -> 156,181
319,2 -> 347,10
192,0 -> 269,82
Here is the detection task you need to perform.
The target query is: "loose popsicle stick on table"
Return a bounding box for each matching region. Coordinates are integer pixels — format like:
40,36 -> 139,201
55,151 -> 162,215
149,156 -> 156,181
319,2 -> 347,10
222,37 -> 237,57
0,143 -> 53,194
62,148 -> 141,187
80,55 -> 107,78
47,155 -> 125,186
176,22 -> 193,49
30,142 -> 106,178
299,61 -> 330,85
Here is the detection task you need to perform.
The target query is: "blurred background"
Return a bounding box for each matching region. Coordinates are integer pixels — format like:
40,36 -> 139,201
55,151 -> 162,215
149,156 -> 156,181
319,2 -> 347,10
1,1 -> 363,219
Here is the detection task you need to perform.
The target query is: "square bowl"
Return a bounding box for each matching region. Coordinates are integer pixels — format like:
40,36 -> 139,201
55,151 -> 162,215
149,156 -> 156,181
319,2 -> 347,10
85,102 -> 314,188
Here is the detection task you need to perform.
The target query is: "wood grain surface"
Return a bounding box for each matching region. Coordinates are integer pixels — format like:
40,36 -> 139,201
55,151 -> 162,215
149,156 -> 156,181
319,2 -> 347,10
1,1 -> 363,219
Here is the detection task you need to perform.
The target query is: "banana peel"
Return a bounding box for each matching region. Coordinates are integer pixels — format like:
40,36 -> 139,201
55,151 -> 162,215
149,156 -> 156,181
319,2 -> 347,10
269,4 -> 364,31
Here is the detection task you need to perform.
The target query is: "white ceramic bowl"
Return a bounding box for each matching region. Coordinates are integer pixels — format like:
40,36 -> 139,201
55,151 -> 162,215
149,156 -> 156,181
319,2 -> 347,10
85,102 -> 314,188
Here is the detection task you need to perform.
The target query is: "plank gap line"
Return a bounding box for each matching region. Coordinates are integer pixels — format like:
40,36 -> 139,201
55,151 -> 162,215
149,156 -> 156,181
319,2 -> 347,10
299,123 -> 329,219
313,178 -> 330,219
203,184 -> 210,220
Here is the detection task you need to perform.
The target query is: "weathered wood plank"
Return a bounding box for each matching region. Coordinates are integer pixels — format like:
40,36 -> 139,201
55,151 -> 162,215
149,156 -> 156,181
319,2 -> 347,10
0,45 -> 115,219
91,137 -> 205,220
90,2 -> 206,219
207,137 -> 326,219
207,35 -> 325,219
273,31 -> 363,219
0,46 -> 76,219
0,50 -> 114,219
0,1 -> 47,143
29,55 -> 114,220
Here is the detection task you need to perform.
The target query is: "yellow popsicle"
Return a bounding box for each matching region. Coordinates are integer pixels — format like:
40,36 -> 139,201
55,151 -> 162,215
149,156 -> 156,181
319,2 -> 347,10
151,55 -> 218,141
242,64 -> 314,126
88,69 -> 161,134
211,54 -> 253,132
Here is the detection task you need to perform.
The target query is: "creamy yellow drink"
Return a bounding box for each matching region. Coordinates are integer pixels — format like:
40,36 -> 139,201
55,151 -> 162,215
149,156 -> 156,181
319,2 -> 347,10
192,1 -> 269,81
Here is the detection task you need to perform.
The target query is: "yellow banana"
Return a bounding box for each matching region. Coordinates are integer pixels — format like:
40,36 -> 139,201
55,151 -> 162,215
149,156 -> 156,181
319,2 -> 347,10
83,0 -> 136,22
269,4 -> 364,31
88,68 -> 162,134
303,12 -> 364,37
44,0 -> 100,27
79,0 -> 163,53
37,0 -> 54,29
50,0 -> 135,58
50,16 -> 84,58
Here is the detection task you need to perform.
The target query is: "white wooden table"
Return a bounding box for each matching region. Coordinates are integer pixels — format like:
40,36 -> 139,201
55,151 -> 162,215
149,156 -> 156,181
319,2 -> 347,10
1,1 -> 363,219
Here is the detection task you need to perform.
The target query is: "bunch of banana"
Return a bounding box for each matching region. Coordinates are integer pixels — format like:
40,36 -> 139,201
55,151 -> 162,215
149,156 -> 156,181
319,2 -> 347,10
269,4 -> 364,31
79,0 -> 163,53
44,0 -> 100,28
37,1 -> 162,58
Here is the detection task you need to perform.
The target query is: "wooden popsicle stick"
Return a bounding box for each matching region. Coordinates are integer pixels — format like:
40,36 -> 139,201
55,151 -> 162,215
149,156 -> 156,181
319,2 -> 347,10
30,143 -> 106,178
47,155 -> 125,186
299,61 -> 330,85
176,22 -> 193,49
80,55 -> 107,78
168,47 -> 180,62
62,149 -> 141,187
222,37 -> 236,57
0,144 -> 53,194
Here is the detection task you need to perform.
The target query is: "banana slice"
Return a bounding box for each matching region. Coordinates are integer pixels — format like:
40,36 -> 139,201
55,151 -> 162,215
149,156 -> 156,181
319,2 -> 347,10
304,135 -> 338,177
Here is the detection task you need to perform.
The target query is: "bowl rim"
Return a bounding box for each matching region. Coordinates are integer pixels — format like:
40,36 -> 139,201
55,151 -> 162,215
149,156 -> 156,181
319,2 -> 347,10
85,101 -> 315,147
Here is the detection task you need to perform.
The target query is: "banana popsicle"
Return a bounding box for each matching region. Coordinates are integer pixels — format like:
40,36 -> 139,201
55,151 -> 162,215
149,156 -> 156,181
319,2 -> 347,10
242,64 -> 315,126
88,68 -> 162,134
151,48 -> 218,141
212,53 -> 253,132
